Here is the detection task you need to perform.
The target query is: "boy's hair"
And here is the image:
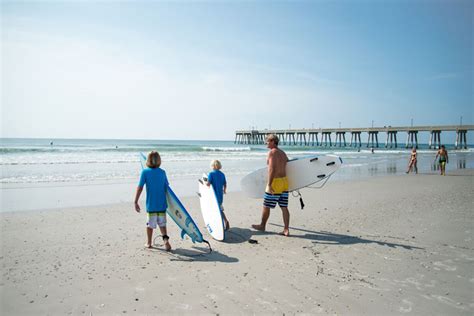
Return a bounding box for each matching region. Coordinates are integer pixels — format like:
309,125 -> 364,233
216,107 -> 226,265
147,151 -> 161,168
266,134 -> 279,146
210,160 -> 222,170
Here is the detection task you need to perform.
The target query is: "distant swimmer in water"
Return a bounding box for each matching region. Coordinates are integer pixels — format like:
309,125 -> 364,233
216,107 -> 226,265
50,141 -> 53,146
406,148 -> 418,174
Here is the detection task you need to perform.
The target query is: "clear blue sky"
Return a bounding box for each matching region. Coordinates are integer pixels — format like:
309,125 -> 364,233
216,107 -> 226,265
2,0 -> 472,140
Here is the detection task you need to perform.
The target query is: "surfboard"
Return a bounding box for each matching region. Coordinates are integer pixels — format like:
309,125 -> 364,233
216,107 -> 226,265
241,154 -> 343,199
198,174 -> 225,241
139,153 -> 205,244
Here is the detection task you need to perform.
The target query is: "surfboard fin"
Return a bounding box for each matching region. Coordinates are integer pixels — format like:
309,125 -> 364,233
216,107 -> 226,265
310,157 -> 318,162
197,192 -> 201,198
326,161 -> 336,166
180,229 -> 186,240
198,179 -> 203,184
317,174 -> 326,178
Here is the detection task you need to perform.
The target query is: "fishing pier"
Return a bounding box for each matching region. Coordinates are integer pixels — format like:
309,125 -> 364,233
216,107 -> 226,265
235,125 -> 474,149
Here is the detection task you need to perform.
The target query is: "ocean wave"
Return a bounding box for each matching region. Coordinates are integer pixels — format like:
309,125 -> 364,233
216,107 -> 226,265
201,146 -> 252,152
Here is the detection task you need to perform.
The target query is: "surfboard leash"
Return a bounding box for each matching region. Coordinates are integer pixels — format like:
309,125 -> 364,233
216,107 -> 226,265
291,190 -> 305,210
291,175 -> 333,210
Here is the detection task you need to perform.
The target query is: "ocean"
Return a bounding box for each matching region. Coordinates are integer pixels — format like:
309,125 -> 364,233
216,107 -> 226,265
1,138 -> 473,212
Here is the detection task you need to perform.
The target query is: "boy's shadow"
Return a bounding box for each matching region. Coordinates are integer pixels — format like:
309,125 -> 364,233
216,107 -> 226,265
151,245 -> 239,263
268,223 -> 423,250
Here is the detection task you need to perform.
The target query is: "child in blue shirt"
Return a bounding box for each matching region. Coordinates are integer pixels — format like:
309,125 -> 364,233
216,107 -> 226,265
206,160 -> 229,230
134,151 -> 171,251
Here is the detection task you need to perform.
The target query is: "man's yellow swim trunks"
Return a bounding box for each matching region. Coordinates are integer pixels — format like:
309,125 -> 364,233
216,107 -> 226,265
271,177 -> 289,194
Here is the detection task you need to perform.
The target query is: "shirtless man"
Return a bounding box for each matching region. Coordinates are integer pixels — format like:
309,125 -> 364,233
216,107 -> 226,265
252,134 -> 291,236
435,145 -> 449,175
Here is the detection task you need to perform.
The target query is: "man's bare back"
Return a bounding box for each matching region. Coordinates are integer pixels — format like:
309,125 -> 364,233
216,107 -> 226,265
268,148 -> 288,178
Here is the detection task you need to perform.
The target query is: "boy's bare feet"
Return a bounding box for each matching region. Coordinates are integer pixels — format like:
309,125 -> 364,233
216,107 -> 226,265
251,224 -> 265,231
225,220 -> 230,231
164,241 -> 172,251
145,243 -> 152,248
279,230 -> 290,237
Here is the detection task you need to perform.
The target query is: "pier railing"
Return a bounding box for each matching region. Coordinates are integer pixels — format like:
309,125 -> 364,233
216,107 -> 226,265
235,125 -> 474,149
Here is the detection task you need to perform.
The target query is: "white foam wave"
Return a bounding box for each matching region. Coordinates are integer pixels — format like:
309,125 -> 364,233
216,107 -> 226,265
201,146 -> 252,152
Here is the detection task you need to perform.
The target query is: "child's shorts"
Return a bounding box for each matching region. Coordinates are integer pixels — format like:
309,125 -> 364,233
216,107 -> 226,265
147,212 -> 167,229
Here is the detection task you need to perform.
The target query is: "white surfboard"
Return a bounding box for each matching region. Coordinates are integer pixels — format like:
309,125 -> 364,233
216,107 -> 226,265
198,174 -> 225,241
241,155 -> 343,199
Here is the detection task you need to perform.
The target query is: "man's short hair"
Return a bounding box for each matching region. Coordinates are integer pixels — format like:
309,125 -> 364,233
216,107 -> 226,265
266,134 -> 279,146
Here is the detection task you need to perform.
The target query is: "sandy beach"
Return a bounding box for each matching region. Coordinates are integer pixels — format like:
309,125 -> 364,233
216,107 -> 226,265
1,170 -> 473,315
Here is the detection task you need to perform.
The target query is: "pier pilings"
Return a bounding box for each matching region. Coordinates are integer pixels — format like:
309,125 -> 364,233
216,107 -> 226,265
455,130 -> 468,149
406,131 -> 419,149
350,132 -> 362,148
335,132 -> 346,147
428,131 -> 441,149
321,132 -> 332,147
385,131 -> 398,148
234,125 -> 473,148
367,131 -> 379,148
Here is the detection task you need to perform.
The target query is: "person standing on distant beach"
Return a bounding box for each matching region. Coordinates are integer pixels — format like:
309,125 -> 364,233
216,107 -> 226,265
435,145 -> 449,176
206,159 -> 230,230
406,148 -> 418,174
252,134 -> 291,236
134,151 -> 171,251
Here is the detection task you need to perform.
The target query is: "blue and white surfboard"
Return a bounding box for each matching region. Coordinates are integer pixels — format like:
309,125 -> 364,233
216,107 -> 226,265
139,153 -> 208,246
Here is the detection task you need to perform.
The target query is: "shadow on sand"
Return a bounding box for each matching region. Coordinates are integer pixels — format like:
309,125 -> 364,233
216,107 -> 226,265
268,223 -> 423,250
222,227 -> 254,244
148,245 -> 239,263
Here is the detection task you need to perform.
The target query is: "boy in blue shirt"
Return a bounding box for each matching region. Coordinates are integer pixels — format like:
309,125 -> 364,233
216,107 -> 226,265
134,151 -> 171,251
206,160 -> 229,230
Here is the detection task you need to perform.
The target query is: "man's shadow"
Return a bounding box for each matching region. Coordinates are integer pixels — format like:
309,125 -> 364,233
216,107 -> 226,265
268,223 -> 423,250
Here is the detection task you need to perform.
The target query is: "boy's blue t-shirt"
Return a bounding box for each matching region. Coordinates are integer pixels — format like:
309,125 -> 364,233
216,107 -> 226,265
208,169 -> 227,205
138,167 -> 169,212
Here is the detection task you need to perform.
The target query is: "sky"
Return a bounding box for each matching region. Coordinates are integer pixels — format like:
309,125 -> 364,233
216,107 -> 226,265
1,0 -> 473,140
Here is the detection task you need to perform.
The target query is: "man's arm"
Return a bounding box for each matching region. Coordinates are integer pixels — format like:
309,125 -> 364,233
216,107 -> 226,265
267,151 -> 275,193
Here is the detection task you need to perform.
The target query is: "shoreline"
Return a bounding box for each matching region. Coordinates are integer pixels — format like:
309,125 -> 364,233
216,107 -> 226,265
2,166 -> 472,213
1,169 -> 473,314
